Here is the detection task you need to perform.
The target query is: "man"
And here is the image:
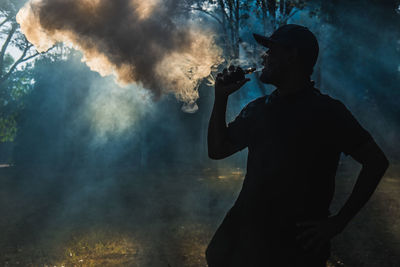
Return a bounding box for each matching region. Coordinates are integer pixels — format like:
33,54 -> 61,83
206,24 -> 389,267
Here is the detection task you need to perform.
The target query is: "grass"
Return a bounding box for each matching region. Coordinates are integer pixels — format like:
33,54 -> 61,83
0,161 -> 399,266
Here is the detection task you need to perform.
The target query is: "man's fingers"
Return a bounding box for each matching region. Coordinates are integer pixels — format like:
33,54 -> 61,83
296,228 -> 317,242
215,78 -> 223,88
311,239 -> 326,254
230,78 -> 250,90
303,234 -> 321,251
237,78 -> 251,86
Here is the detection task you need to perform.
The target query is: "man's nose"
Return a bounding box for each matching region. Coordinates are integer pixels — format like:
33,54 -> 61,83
261,52 -> 268,65
261,52 -> 267,60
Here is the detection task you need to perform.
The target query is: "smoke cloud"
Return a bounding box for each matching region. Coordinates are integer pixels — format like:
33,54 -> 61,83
16,0 -> 223,104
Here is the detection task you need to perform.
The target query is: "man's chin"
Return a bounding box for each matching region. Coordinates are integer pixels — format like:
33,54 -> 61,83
259,69 -> 273,84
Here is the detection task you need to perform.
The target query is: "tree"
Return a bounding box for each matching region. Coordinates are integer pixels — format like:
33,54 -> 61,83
0,0 -> 41,86
255,0 -> 306,33
0,0 -> 55,143
182,0 -> 253,59
182,1 -> 308,58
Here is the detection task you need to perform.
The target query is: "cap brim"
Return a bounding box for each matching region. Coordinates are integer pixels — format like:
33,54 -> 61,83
253,33 -> 274,48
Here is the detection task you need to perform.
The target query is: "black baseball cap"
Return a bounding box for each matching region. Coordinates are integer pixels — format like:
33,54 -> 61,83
253,24 -> 319,68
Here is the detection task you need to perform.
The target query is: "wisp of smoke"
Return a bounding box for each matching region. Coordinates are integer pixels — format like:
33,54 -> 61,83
16,0 -> 223,105
85,78 -> 154,144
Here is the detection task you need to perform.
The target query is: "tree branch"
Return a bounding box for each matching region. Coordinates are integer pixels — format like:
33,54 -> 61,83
0,43 -> 55,86
190,7 -> 223,25
281,8 -> 299,25
0,23 -> 17,72
0,16 -> 10,28
0,44 -> 32,85
0,45 -> 28,84
218,0 -> 230,24
19,51 -> 40,64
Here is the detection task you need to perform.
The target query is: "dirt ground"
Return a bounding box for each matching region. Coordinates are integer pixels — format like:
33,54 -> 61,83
0,157 -> 399,266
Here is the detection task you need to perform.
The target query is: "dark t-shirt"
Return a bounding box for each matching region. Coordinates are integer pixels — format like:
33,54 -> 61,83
227,87 -> 372,219
206,87 -> 373,266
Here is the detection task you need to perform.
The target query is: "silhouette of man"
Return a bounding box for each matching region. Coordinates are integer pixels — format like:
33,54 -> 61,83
206,24 -> 389,267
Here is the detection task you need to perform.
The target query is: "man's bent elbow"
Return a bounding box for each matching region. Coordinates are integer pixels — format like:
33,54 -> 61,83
379,155 -> 390,172
352,140 -> 390,171
208,153 -> 220,160
362,152 -> 390,174
208,145 -> 232,160
208,150 -> 226,160
371,149 -> 389,170
208,140 -> 237,160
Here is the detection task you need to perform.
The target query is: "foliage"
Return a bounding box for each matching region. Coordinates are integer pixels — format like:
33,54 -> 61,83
0,0 -> 50,143
0,53 -> 34,141
0,114 -> 16,142
181,0 -> 310,59
0,0 -> 40,84
254,0 -> 307,31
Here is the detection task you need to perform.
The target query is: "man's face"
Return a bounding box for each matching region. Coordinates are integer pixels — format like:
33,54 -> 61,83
259,43 -> 293,85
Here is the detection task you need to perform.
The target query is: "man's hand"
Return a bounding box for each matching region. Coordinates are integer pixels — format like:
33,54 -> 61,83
208,65 -> 251,160
296,215 -> 346,253
215,65 -> 250,98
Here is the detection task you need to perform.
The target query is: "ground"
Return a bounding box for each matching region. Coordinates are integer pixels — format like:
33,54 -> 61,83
0,157 -> 399,266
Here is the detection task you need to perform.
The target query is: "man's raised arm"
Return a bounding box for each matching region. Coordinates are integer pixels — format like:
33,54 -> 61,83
207,68 -> 250,160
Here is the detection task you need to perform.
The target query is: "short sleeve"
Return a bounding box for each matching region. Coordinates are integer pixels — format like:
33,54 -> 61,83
227,98 -> 263,152
331,100 -> 373,156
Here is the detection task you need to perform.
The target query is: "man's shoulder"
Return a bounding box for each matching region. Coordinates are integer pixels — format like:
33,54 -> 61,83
309,90 -> 360,125
309,89 -> 345,109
